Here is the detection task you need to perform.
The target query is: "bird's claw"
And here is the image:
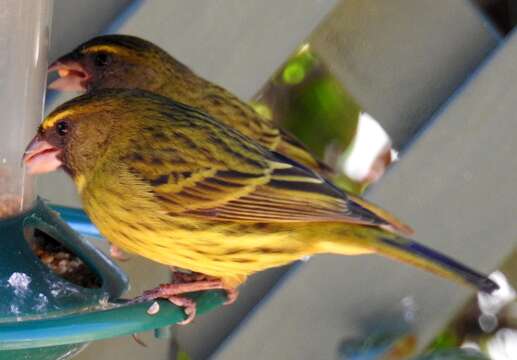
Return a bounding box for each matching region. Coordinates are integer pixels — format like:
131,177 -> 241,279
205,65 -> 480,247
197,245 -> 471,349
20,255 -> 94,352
127,291 -> 197,324
126,290 -> 158,305
131,333 -> 148,347
224,288 -> 239,305
126,288 -> 166,305
168,295 -> 197,325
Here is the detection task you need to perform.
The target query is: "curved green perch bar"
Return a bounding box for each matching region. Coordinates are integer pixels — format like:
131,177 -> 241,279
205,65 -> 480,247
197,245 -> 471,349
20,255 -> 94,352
0,292 -> 226,351
49,205 -> 103,241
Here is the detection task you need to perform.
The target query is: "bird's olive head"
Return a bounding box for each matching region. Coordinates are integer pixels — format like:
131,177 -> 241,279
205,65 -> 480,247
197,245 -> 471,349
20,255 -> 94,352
22,90 -> 128,177
48,34 -> 192,93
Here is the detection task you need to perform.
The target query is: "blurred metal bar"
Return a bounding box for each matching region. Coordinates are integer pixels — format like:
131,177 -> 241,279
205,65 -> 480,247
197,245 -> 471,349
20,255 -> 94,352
117,0 -> 339,100
214,27 -> 517,360
311,0 -> 500,149
50,0 -> 133,61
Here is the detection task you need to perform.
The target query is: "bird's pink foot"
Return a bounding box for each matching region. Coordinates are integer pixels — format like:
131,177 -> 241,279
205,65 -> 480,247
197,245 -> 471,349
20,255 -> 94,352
171,271 -> 239,304
142,280 -> 225,299
138,279 -> 238,324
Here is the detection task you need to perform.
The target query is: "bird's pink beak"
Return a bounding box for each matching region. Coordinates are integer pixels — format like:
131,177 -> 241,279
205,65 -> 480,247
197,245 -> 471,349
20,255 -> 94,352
48,58 -> 90,92
22,136 -> 62,175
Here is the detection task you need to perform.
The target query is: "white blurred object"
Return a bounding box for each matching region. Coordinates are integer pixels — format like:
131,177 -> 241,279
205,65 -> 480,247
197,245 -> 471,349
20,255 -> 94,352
390,149 -> 399,162
7,272 -> 31,295
460,341 -> 481,352
479,313 -> 499,333
478,271 -> 516,317
401,296 -> 417,323
487,328 -> 517,360
340,112 -> 395,183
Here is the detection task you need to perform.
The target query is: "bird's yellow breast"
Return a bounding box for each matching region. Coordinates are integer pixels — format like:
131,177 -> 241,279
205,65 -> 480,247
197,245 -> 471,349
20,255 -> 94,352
80,175 -> 321,286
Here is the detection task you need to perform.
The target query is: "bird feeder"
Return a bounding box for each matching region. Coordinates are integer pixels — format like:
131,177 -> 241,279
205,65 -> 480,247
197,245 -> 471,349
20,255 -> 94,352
0,1 -> 225,359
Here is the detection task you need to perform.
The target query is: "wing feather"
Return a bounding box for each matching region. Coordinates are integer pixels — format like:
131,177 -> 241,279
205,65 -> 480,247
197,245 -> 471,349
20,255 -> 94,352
121,100 -> 412,234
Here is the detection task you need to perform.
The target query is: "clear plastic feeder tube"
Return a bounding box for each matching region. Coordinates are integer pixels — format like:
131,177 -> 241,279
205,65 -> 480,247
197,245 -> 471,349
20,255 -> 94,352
0,0 -> 52,218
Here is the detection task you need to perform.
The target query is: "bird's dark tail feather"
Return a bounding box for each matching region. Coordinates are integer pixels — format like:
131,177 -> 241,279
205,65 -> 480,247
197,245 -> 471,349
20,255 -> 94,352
378,236 -> 498,294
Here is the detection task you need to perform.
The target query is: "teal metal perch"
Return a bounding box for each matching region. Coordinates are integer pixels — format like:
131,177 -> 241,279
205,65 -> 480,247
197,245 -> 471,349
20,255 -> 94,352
0,199 -> 225,359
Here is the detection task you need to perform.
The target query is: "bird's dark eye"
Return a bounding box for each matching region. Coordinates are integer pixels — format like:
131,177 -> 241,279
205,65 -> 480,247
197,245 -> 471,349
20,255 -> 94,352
56,121 -> 69,136
93,52 -> 112,67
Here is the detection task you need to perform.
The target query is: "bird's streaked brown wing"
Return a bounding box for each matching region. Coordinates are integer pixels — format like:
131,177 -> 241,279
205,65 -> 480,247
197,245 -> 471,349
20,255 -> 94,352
123,101 -> 412,234
201,86 -> 330,173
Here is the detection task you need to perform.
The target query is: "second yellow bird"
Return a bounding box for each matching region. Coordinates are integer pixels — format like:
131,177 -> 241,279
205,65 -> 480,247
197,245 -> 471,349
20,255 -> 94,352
48,34 -> 329,174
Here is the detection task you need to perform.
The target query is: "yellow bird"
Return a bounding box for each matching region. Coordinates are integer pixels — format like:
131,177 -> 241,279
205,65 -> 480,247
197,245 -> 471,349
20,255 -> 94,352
48,34 -> 329,175
24,89 -> 497,323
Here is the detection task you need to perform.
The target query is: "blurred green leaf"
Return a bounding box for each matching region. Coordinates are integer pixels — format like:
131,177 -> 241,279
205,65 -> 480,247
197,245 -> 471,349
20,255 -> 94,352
282,62 -> 306,85
428,329 -> 461,351
283,77 -> 360,157
281,48 -> 315,85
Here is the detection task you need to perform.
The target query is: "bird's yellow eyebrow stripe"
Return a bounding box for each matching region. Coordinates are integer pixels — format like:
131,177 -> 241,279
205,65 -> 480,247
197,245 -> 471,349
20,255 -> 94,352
42,109 -> 75,129
82,45 -> 129,56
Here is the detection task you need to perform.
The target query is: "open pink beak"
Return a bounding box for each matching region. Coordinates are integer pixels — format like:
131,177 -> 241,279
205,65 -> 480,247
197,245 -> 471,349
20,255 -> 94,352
48,58 -> 90,92
22,136 -> 62,175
